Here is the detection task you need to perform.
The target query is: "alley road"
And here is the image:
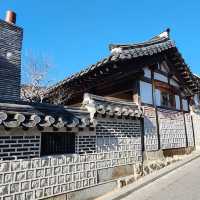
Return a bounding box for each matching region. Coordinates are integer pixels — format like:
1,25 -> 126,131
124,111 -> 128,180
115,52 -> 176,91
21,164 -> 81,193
120,156 -> 200,200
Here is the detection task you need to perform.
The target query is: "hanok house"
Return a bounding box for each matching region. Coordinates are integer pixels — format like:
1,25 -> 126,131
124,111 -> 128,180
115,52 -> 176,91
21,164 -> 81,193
46,28 -> 199,154
0,10 -> 200,200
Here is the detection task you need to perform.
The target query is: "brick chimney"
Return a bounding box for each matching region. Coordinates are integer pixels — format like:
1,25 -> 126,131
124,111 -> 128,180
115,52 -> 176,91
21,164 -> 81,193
0,11 -> 23,101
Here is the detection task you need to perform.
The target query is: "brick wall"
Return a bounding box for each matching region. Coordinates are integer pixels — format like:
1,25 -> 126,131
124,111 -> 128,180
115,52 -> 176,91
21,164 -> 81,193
158,108 -> 186,149
96,118 -> 142,160
143,106 -> 159,151
75,136 -> 96,154
75,118 -> 142,158
0,20 -> 23,100
0,135 -> 40,160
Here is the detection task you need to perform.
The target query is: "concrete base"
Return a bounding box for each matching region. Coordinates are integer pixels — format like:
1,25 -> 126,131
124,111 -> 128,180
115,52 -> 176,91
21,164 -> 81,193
67,181 -> 118,200
97,151 -> 200,200
98,164 -> 135,182
143,150 -> 164,161
144,147 -> 195,160
44,181 -> 117,200
163,147 -> 195,157
44,194 -> 66,200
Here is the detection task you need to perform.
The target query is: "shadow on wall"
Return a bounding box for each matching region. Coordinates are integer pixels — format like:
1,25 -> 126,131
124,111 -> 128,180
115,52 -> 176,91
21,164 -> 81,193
144,116 -> 157,136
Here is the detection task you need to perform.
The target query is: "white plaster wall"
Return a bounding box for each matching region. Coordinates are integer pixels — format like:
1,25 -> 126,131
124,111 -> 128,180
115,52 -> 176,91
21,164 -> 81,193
160,61 -> 169,73
194,94 -> 199,105
155,89 -> 161,106
143,67 -> 151,78
154,72 -> 168,83
140,81 -> 153,104
170,79 -> 180,88
182,99 -> 189,111
175,95 -> 180,110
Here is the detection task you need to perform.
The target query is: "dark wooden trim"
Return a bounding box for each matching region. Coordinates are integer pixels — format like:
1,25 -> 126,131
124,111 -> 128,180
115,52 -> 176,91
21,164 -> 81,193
191,115 -> 196,148
156,105 -> 182,112
140,77 -> 152,84
183,113 -> 188,148
141,102 -> 153,107
154,68 -> 169,77
151,68 -> 155,107
137,80 -> 141,105
141,118 -> 145,152
155,106 -> 161,150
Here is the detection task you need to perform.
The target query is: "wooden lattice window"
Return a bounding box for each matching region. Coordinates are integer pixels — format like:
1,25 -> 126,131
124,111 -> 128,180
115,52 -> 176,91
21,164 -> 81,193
41,132 -> 75,156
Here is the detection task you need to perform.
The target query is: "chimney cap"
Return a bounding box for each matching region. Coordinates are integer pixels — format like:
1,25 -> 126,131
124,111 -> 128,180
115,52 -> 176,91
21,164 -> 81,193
5,10 -> 16,24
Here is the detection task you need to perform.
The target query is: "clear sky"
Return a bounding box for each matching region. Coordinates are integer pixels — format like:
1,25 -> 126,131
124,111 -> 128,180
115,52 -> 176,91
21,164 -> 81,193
1,0 -> 200,85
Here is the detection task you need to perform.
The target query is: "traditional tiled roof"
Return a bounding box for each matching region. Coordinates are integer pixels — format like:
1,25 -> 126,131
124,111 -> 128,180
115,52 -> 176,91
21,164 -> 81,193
82,93 -> 143,119
0,100 -> 93,129
46,29 -> 198,103
47,30 -> 174,93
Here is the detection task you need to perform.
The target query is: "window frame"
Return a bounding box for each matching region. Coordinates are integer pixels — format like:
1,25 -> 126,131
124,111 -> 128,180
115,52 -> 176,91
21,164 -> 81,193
41,132 -> 76,156
155,80 -> 179,110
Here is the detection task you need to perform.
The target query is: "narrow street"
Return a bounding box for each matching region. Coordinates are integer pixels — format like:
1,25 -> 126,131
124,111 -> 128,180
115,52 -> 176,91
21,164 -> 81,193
119,156 -> 200,200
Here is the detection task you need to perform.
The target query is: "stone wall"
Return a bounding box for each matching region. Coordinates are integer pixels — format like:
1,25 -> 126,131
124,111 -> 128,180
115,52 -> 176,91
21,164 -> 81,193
0,151 -> 140,199
0,116 -> 143,199
0,109 -> 197,199
158,108 -> 186,149
143,106 -> 159,151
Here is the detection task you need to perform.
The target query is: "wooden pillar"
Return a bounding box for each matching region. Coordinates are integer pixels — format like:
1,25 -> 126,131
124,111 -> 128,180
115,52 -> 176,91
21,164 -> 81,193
183,112 -> 189,148
152,68 -> 161,150
132,80 -> 140,104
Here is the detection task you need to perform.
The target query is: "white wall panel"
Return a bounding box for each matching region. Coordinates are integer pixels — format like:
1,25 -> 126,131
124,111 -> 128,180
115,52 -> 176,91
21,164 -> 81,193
170,79 -> 180,88
154,72 -> 168,83
175,95 -> 180,110
182,99 -> 189,111
140,81 -> 153,104
143,67 -> 151,78
155,89 -> 161,106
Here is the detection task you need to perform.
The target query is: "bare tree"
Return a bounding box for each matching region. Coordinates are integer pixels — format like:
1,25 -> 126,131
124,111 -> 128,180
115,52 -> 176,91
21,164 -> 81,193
21,52 -> 52,103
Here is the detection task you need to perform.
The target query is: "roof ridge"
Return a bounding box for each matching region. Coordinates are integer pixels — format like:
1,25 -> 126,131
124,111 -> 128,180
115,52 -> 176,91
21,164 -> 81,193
109,28 -> 170,50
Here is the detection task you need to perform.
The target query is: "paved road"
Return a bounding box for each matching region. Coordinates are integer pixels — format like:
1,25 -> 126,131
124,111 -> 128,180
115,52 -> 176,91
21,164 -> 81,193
121,156 -> 200,200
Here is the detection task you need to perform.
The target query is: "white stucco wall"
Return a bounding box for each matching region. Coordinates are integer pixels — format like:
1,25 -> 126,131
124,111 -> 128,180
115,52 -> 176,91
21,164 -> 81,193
140,81 -> 153,104
154,72 -> 168,83
182,99 -> 189,111
175,95 -> 180,110
170,79 -> 180,88
143,67 -> 151,79
155,89 -> 161,106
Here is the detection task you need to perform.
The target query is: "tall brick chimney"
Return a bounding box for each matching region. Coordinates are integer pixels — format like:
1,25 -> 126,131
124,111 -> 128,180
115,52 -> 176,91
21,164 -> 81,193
0,10 -> 23,101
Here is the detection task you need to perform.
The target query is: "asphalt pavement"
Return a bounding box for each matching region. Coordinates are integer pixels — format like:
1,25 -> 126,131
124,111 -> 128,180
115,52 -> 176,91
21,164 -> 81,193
120,155 -> 200,200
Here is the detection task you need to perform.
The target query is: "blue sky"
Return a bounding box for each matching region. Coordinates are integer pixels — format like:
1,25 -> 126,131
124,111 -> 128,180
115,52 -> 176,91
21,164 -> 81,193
1,0 -> 200,85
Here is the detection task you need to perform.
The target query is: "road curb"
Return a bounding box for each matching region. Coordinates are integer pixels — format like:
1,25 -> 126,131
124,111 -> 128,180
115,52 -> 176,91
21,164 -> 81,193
97,152 -> 200,200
